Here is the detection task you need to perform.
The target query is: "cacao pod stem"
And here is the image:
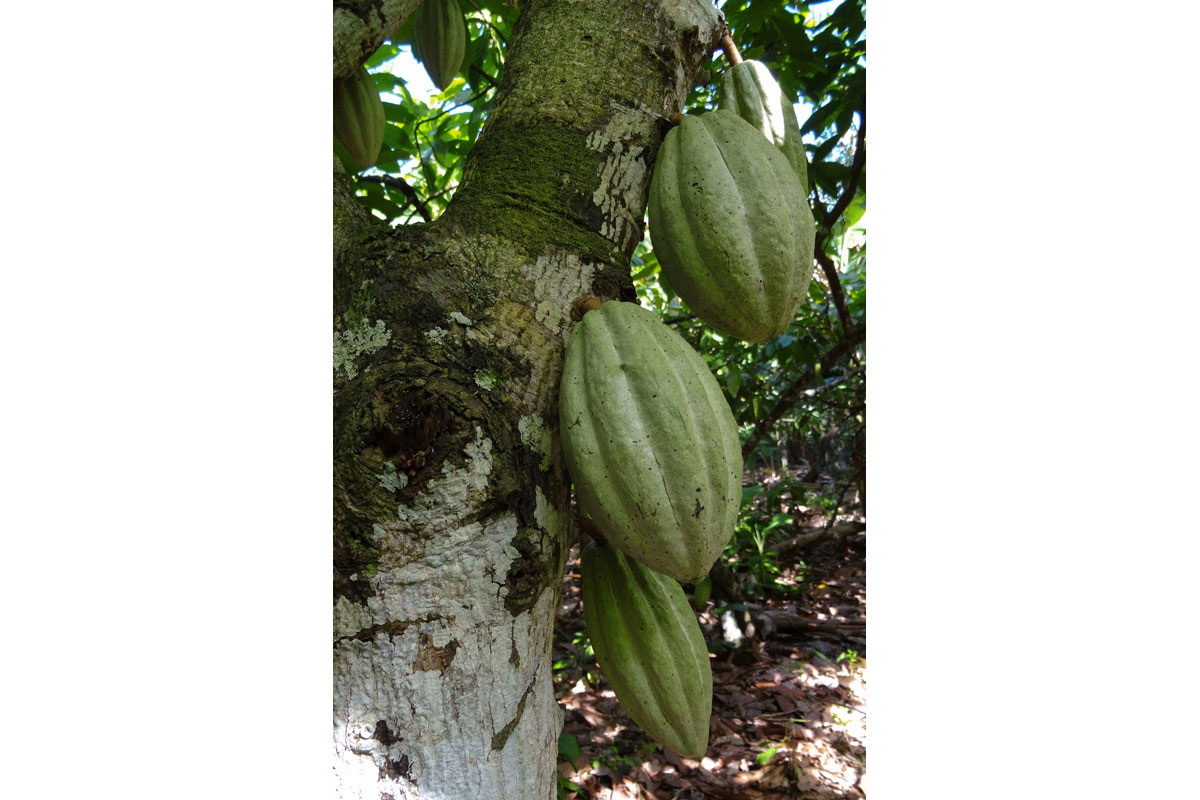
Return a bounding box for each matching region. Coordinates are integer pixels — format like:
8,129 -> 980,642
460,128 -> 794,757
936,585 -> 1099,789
720,34 -> 743,65
571,296 -> 603,320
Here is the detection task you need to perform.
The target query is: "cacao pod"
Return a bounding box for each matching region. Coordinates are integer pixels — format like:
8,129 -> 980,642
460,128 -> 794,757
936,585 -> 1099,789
333,65 -> 385,170
647,110 -> 815,343
582,542 -> 712,758
559,301 -> 741,585
412,0 -> 467,91
718,59 -> 810,188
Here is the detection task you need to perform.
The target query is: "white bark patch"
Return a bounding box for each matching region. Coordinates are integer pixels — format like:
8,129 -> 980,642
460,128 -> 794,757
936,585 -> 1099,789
334,319 -> 392,380
475,371 -> 499,392
376,462 -> 407,493
522,253 -> 596,347
481,252 -> 596,415
391,427 -> 492,532
519,416 -> 553,471
665,0 -> 722,35
532,487 -> 564,537
656,2 -> 722,114
335,426 -> 563,797
586,107 -> 659,253
335,505 -> 563,798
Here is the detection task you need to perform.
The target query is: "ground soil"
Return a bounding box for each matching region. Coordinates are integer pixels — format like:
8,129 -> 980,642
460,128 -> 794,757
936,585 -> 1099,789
552,510 -> 867,799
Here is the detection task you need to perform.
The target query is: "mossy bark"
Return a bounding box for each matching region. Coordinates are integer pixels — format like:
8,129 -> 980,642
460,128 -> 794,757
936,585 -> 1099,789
332,2 -> 722,797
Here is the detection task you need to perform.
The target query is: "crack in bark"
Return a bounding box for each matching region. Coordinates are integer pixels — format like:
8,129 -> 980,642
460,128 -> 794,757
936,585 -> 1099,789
334,615 -> 441,645
490,676 -> 538,753
413,633 -> 459,672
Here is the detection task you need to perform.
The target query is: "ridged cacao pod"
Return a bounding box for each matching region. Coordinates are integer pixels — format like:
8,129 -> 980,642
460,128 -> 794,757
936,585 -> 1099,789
582,542 -> 712,758
559,301 -> 741,585
718,59 -> 810,188
412,0 -> 467,91
647,110 -> 815,343
333,65 -> 385,170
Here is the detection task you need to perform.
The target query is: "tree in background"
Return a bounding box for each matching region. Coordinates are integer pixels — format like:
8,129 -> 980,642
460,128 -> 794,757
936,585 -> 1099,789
332,1 -> 864,797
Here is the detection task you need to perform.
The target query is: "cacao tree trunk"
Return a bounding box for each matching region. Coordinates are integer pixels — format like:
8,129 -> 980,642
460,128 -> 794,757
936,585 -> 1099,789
331,2 -> 723,797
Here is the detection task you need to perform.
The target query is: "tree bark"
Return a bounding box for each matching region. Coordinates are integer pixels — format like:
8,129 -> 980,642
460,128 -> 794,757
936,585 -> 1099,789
332,2 -> 723,797
333,0 -> 422,81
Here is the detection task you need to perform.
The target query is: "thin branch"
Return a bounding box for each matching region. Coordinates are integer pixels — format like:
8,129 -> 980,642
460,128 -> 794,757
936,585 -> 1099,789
662,312 -> 698,326
807,397 -> 866,412
815,247 -> 851,333
415,86 -> 495,136
760,612 -> 865,633
401,85 -> 493,222
775,520 -> 866,556
812,112 -> 866,334
356,174 -> 433,223
463,0 -> 508,46
818,114 -> 866,233
741,325 -> 866,460
468,63 -> 498,88
819,481 -> 855,537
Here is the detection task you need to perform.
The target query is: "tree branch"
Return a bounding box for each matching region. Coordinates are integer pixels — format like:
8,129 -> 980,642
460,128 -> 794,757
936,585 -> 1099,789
662,312 -> 698,326
333,0 -> 422,81
741,325 -> 866,460
468,63 -> 498,88
775,520 -> 866,556
356,174 -> 433,223
464,0 -> 508,47
814,247 -> 851,334
817,114 -> 866,234
416,87 -> 496,135
812,113 -> 866,334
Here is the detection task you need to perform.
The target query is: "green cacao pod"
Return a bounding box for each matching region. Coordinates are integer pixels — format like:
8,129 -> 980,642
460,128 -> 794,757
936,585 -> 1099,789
333,65 -> 385,170
412,0 -> 467,91
582,542 -> 712,758
559,301 -> 741,585
718,59 -> 810,188
647,110 -> 815,343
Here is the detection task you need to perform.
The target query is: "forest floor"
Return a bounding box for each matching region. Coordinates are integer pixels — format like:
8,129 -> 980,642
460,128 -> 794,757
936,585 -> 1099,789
552,507 -> 867,799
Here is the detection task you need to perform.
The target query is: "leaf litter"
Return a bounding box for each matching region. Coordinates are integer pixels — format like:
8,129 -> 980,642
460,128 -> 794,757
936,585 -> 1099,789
553,518 -> 866,799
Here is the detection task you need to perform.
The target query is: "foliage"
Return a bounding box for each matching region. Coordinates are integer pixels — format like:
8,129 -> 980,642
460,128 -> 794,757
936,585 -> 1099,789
349,0 -> 519,224
552,626 -> 598,688
558,732 -> 582,767
555,773 -> 581,799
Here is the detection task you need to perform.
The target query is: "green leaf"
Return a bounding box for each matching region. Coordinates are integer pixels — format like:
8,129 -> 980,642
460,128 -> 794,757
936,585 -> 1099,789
757,746 -> 782,765
631,262 -> 657,282
726,368 -> 741,398
807,279 -> 825,302
557,733 -> 581,766
800,98 -> 839,136
841,191 -> 866,229
741,484 -> 765,508
365,43 -> 399,69
381,100 -> 414,125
